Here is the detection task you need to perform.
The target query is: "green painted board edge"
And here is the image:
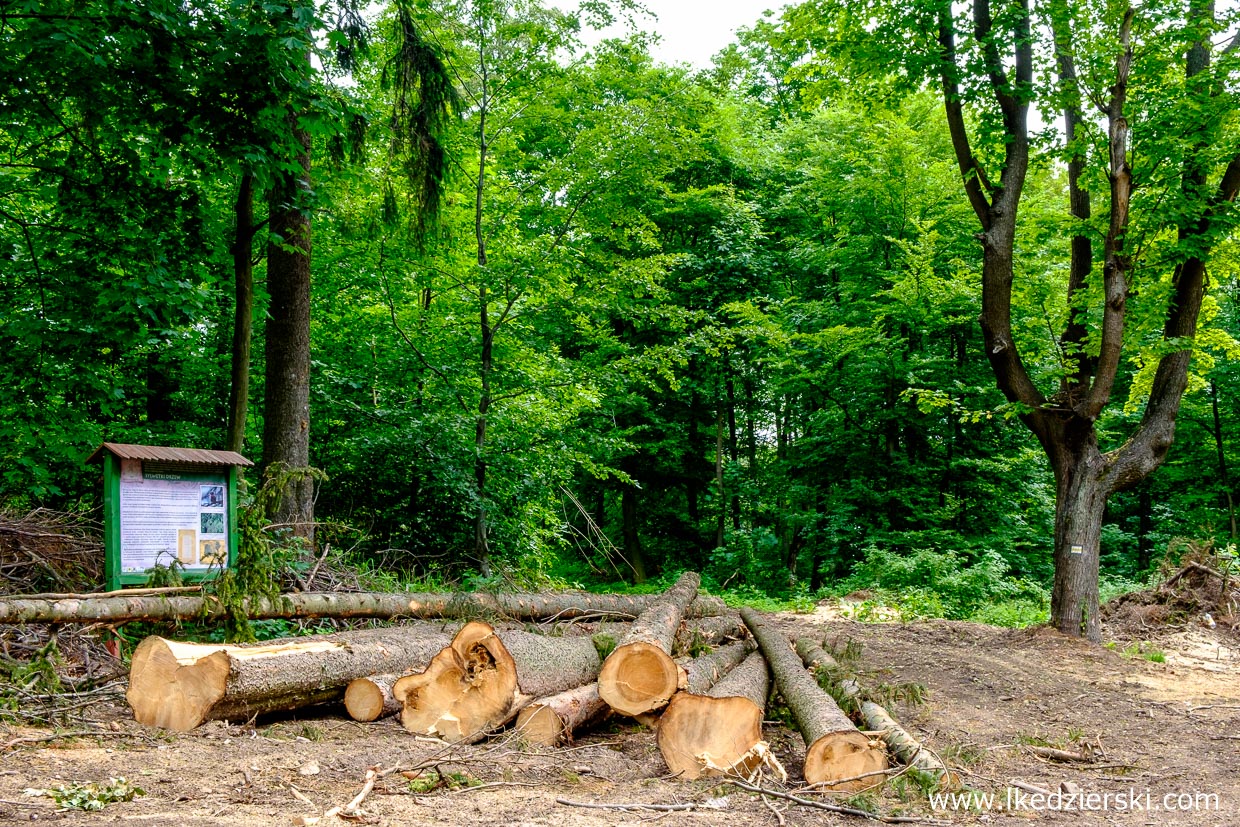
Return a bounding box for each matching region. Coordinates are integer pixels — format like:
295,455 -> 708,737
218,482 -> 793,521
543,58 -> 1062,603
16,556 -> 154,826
100,452 -> 245,591
103,453 -> 122,592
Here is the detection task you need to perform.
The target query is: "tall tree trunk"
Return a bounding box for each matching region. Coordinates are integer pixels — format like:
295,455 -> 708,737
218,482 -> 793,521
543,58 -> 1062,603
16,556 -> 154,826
621,485 -> 648,584
1047,428 -> 1108,640
226,171 -> 256,454
1136,483 -> 1153,572
727,375 -> 741,531
262,111 -> 314,542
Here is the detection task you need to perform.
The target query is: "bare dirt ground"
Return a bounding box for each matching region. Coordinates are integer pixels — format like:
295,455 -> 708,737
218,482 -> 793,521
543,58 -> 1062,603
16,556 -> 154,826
2,611 -> 1237,827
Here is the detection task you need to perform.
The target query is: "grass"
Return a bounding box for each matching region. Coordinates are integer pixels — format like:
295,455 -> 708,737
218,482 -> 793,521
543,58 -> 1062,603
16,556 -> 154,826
1104,640 -> 1167,663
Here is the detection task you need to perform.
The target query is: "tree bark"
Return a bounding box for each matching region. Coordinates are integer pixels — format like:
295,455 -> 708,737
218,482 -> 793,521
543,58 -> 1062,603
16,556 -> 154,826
857,700 -> 957,790
127,625 -> 452,731
393,622 -> 601,742
673,612 -> 746,657
226,171 -> 256,454
741,607 -> 886,789
262,107 -> 314,543
0,589 -> 727,625
598,572 -> 699,716
682,638 -> 754,695
513,681 -> 608,746
657,651 -> 774,781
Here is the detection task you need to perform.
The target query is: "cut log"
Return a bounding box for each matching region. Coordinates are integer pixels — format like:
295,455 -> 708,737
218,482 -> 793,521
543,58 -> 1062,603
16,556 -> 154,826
794,637 -> 861,705
683,638 -> 755,694
741,608 -> 887,791
597,572 -> 700,717
344,673 -> 405,722
859,701 -> 958,789
513,682 -> 609,746
127,625 -> 452,731
658,650 -> 779,780
793,637 -> 839,671
0,589 -> 727,625
549,613 -> 743,659
393,621 -> 601,742
673,612 -> 746,656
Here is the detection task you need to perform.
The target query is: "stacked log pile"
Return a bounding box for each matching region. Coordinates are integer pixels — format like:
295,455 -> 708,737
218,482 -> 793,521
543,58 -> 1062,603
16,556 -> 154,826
116,577 -> 950,791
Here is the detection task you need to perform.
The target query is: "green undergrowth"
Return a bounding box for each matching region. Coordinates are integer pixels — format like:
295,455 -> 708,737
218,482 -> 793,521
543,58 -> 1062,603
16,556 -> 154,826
826,546 -> 1153,628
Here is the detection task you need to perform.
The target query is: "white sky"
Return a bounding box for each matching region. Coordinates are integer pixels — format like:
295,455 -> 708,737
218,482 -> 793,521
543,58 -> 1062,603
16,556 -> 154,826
566,0 -> 784,68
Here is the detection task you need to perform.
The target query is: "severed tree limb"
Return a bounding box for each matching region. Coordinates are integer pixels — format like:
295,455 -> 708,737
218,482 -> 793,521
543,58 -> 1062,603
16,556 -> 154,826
555,798 -> 714,813
1024,744 -> 1098,764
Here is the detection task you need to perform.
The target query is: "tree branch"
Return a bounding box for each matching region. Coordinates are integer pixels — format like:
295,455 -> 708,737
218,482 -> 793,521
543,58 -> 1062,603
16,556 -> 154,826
1082,6 -> 1134,420
937,7 -> 992,228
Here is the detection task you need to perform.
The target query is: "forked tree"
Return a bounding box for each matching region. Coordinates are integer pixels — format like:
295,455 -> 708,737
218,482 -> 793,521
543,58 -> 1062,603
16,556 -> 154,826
810,0 -> 1240,638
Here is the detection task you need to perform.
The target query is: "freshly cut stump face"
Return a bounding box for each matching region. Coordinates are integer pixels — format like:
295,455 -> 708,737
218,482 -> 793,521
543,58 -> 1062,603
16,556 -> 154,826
128,638 -> 231,731
344,677 -> 393,722
657,694 -> 764,780
394,622 -> 518,742
805,731 -> 889,791
127,637 -> 339,731
514,703 -> 564,745
598,641 -> 680,716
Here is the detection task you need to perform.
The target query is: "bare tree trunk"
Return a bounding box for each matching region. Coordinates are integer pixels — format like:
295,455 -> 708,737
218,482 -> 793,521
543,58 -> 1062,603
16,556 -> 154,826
621,485 -> 648,584
263,108 -> 314,543
715,404 -> 726,549
0,588 -> 728,625
1050,445 -> 1107,640
727,375 -> 741,531
472,35 -> 492,575
226,171 -> 256,454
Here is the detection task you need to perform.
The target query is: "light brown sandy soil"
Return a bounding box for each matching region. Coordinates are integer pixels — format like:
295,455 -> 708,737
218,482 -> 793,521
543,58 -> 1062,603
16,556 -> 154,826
2,611 -> 1237,826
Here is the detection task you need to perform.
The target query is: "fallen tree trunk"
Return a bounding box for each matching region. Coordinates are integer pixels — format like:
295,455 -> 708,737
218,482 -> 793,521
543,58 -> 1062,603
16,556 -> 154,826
513,682 -> 608,746
393,622 -> 602,742
794,637 -> 861,706
127,625 -> 452,731
0,589 -> 727,625
344,673 -> 405,722
684,638 -> 755,694
792,638 -> 953,788
859,701 -> 958,789
793,637 -> 839,670
673,612 -> 746,656
598,572 -> 700,717
658,650 -> 779,780
741,608 -> 887,791
551,613 -> 744,659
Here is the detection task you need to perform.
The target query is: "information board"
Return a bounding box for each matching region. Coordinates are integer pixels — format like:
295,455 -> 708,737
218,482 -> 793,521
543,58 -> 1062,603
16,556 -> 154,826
118,459 -> 229,573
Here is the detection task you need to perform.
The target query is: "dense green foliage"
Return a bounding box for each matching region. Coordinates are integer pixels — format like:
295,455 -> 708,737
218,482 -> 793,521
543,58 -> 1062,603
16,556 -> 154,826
4,0 -> 1240,618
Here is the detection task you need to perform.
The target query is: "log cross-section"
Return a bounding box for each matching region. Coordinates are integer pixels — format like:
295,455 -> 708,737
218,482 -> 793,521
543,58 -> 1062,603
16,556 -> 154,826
513,682 -> 609,746
657,649 -> 774,780
393,621 -> 601,742
597,572 -> 700,717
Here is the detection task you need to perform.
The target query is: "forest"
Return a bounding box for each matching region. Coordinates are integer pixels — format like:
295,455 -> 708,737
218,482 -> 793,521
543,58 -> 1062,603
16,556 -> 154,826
5,0 -> 1240,642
